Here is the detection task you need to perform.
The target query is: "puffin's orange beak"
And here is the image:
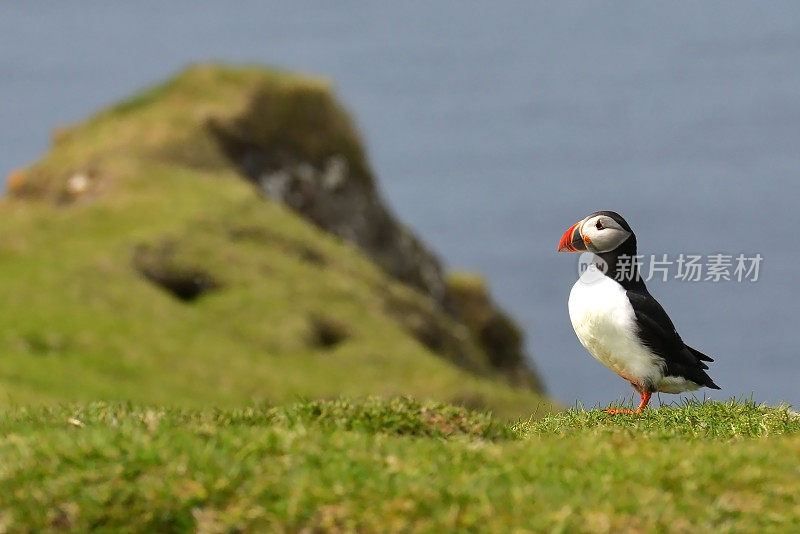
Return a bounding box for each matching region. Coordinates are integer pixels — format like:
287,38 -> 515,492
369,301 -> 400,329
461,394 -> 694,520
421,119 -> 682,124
558,222 -> 587,252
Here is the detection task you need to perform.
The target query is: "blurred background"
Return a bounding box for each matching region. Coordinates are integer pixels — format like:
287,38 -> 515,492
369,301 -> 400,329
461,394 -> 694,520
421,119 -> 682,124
1,2 -> 798,408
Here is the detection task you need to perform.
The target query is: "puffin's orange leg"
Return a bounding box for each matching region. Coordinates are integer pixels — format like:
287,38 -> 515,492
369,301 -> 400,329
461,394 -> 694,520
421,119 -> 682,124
635,391 -> 652,414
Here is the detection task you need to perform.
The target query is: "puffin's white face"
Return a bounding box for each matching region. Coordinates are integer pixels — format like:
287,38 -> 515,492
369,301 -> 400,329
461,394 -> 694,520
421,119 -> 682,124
579,214 -> 631,254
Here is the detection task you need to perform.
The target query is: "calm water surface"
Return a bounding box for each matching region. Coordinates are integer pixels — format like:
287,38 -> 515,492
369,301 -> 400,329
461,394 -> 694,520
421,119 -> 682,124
2,3 -> 798,407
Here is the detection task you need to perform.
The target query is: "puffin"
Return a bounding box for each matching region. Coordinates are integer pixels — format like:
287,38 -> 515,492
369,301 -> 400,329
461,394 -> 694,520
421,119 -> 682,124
557,211 -> 719,414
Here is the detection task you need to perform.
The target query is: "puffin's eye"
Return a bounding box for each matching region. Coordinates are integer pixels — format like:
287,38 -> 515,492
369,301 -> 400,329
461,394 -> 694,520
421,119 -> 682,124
595,220 -> 604,230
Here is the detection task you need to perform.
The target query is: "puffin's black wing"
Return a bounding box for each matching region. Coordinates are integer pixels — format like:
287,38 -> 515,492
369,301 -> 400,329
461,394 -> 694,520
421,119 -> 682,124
626,289 -> 720,389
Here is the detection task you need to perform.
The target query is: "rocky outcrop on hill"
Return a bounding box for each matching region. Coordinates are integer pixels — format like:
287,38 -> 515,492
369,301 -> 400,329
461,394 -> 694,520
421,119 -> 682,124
207,79 -> 542,390
210,110 -> 449,307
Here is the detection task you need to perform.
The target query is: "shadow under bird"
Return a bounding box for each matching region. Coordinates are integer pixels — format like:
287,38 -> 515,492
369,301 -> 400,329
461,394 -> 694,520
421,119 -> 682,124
558,211 -> 720,414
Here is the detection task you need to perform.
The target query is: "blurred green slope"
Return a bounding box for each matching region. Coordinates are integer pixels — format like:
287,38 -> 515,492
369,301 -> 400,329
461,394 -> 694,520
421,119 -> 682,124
0,64 -> 554,420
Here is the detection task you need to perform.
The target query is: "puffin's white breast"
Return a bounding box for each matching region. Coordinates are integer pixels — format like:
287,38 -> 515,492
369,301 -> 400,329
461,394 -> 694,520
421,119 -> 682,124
568,265 -> 665,388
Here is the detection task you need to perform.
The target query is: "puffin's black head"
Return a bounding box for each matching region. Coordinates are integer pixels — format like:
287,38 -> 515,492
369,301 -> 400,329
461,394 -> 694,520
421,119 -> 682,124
557,210 -> 634,254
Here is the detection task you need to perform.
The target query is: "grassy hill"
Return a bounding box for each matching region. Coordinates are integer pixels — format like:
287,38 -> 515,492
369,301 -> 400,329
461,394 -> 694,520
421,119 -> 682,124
0,398 -> 797,532
0,65 -> 552,419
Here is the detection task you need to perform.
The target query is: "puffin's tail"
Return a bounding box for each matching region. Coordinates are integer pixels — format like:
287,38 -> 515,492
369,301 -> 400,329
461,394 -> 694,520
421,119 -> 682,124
687,345 -> 721,389
687,345 -> 713,363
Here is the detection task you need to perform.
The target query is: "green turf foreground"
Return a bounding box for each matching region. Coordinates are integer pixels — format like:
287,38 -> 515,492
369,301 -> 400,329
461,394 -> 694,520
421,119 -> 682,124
0,398 -> 798,532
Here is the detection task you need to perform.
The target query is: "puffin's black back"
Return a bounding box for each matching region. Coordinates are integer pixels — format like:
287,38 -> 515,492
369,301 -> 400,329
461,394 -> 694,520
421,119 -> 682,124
627,289 -> 720,390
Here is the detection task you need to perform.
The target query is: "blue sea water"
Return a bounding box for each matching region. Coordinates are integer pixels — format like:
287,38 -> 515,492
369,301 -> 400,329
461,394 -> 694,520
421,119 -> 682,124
1,2 -> 798,407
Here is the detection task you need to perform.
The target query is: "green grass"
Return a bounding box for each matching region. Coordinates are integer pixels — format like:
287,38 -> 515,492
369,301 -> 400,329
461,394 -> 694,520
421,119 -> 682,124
0,398 -> 798,532
520,397 -> 800,439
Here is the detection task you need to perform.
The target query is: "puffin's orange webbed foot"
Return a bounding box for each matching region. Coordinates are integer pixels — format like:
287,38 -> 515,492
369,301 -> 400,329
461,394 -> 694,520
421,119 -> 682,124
603,391 -> 652,415
603,408 -> 636,415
